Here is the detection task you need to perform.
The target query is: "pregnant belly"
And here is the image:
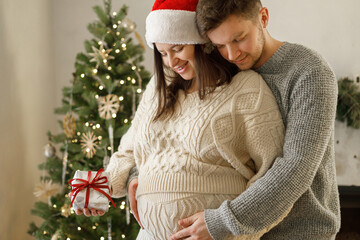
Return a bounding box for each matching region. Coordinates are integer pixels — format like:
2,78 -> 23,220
137,193 -> 237,240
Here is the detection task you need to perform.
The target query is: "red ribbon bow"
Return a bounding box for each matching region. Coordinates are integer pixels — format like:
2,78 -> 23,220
69,168 -> 116,209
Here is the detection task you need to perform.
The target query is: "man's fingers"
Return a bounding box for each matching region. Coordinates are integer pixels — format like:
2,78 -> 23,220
169,227 -> 191,240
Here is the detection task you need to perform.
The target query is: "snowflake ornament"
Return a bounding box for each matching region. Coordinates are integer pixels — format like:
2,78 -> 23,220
98,94 -> 120,119
34,180 -> 60,200
63,113 -> 76,138
80,131 -> 98,158
60,204 -> 72,218
88,43 -> 115,68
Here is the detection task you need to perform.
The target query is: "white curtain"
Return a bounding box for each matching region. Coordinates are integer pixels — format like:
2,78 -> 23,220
0,0 -> 57,239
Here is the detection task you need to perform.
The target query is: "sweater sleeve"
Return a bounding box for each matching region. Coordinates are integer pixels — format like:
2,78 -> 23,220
105,77 -> 155,198
204,66 -> 338,239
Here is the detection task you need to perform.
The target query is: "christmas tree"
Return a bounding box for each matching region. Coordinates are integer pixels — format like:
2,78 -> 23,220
28,0 -> 150,239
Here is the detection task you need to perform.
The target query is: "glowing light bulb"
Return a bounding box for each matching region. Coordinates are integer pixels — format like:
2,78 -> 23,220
115,49 -> 120,53
80,73 -> 85,78
121,43 -> 126,48
99,85 -> 104,90
124,119 -> 128,123
113,24 -> 118,29
106,75 -> 110,79
77,227 -> 81,231
120,80 -> 125,85
137,88 -> 142,93
119,96 -> 124,101
98,136 -> 103,140
85,122 -> 89,127
53,204 -> 57,208
131,66 -> 136,70
96,124 -> 100,128
95,95 -> 99,99
108,66 -> 112,70
93,69 -> 98,74
112,113 -> 117,118
107,146 -> 111,150
112,12 -> 117,16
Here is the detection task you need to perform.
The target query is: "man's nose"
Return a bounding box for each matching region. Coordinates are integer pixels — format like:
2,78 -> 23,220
227,45 -> 241,61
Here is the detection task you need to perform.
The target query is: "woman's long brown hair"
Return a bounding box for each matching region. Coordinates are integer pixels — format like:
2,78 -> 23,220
153,44 -> 238,121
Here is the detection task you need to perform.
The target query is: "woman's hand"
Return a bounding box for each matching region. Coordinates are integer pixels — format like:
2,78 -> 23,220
75,208 -> 105,217
128,178 -> 144,229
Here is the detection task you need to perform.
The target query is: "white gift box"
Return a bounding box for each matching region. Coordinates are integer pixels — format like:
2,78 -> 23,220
70,170 -> 112,212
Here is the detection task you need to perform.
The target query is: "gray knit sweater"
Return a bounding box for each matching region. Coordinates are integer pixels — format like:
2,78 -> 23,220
204,42 -> 341,239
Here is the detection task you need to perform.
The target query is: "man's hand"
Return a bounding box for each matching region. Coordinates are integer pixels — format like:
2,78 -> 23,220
75,208 -> 105,217
128,178 -> 143,229
169,212 -> 212,240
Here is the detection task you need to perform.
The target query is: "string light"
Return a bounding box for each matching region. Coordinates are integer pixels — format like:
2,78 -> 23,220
124,119 -> 128,124
108,66 -> 112,70
120,80 -> 125,85
112,113 -> 117,118
112,12 -> 117,16
92,126 -> 96,130
119,96 -> 124,101
99,85 -> 104,90
96,124 -> 100,128
77,132 -> 81,136
137,88 -> 142,93
116,32 -> 120,36
131,66 -> 136,70
93,69 -> 98,74
92,226 -> 97,229
115,49 -> 120,53
43,231 -> 47,235
98,136 -> 103,140
132,78 -> 136,84
80,73 -> 85,78
85,122 -> 89,127
77,227 -> 81,231
121,43 -> 126,48
117,21 -> 122,25
113,24 -> 118,29
95,95 -> 99,99
127,77 -> 131,81
103,59 -> 108,64
107,146 -> 112,150
53,204 -> 57,208
100,237 -> 105,240
121,38 -> 125,41
98,41 -> 103,45
106,75 -> 111,79
66,238 -> 71,240
122,234 -> 126,239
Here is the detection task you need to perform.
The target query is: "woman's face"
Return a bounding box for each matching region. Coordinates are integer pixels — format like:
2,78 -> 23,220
155,43 -> 196,80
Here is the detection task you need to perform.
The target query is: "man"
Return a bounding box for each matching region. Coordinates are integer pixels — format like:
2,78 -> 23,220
166,0 -> 341,239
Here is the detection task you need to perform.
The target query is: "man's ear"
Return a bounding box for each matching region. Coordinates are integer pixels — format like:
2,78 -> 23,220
259,7 -> 269,28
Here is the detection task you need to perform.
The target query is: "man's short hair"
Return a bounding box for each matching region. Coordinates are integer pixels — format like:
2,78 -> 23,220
196,0 -> 262,37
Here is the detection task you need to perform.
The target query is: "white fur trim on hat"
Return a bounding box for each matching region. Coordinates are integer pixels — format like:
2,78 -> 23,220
145,9 -> 206,48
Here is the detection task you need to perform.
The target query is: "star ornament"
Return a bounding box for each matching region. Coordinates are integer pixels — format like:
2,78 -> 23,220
34,180 -> 60,200
80,131 -> 98,158
98,94 -> 120,119
88,44 -> 115,68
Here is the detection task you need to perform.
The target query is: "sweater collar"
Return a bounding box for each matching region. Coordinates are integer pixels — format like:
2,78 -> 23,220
255,41 -> 291,74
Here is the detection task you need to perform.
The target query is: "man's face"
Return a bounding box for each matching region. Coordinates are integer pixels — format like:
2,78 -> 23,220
207,14 -> 265,70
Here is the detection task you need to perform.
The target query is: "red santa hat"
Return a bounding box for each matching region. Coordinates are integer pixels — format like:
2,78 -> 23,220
145,0 -> 206,48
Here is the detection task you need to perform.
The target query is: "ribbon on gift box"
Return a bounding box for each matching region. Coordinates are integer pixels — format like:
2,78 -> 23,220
69,168 -> 116,209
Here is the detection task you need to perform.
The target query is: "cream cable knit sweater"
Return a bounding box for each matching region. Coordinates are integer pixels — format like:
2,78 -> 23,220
106,70 -> 285,239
